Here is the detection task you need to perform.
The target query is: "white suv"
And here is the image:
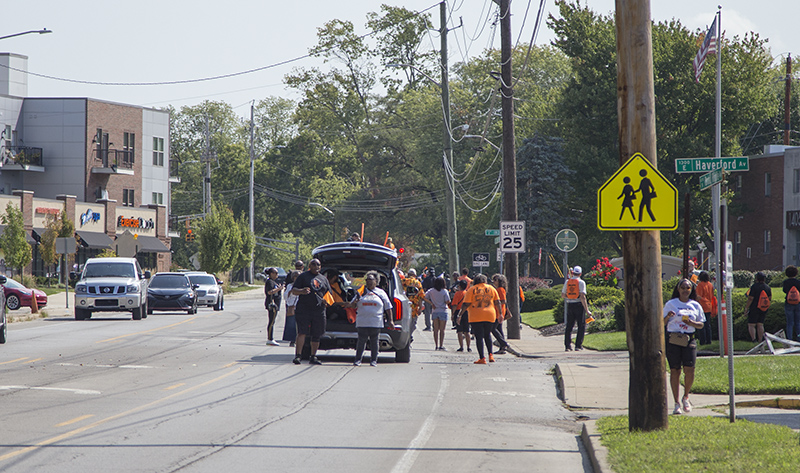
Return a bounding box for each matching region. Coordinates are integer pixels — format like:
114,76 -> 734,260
73,257 -> 151,320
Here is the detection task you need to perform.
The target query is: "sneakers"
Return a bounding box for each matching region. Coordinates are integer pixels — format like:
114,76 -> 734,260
488,354 -> 495,363
267,340 -> 280,346
309,356 -> 322,365
292,356 -> 301,365
474,358 -> 487,364
682,397 -> 692,413
370,360 -> 378,367
565,347 -> 573,352
495,348 -> 507,355
353,360 -> 361,366
672,403 -> 683,415
456,347 -> 464,352
423,328 -> 432,332
467,348 -> 472,352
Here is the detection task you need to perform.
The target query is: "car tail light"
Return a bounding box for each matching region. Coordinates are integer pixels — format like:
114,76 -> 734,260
393,297 -> 403,321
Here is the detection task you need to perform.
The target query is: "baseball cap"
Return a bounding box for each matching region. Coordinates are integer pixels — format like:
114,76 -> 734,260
572,266 -> 582,275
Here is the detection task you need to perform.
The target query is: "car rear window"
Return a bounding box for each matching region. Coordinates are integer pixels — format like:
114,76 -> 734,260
188,275 -> 217,285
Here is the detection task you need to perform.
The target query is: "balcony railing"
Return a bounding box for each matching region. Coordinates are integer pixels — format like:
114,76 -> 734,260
2,146 -> 43,167
94,149 -> 134,170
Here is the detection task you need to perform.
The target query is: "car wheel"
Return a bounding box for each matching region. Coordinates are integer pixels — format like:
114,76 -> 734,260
132,305 -> 143,320
213,296 -> 223,311
146,306 -> 153,315
6,294 -> 20,311
142,303 -> 148,318
0,311 -> 7,344
395,341 -> 411,363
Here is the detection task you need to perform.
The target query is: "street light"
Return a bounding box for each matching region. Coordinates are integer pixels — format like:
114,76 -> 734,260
308,202 -> 335,243
0,29 -> 52,41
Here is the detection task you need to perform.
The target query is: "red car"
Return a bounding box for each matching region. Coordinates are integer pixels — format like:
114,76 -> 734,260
3,278 -> 47,311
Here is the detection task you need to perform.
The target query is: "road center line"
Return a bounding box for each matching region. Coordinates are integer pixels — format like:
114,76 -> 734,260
55,415 -> 95,427
0,357 -> 29,365
95,317 -> 197,344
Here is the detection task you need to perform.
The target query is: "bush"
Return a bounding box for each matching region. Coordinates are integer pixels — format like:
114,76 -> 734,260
522,287 -> 561,312
663,276 -> 681,303
768,271 -> 787,288
733,270 -> 754,288
730,291 -> 786,340
519,276 -> 550,291
552,284 -> 624,325
35,276 -> 59,287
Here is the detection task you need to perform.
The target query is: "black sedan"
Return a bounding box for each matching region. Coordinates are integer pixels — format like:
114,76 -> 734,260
147,273 -> 198,315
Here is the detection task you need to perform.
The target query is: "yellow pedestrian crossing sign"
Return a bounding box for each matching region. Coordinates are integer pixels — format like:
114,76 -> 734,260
597,153 -> 678,231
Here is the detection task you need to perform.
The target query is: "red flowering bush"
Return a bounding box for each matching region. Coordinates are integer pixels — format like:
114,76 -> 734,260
586,257 -> 620,288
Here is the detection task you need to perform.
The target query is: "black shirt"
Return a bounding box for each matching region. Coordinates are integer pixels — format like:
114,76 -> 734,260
782,277 -> 800,303
293,270 -> 331,317
747,282 -> 771,313
265,279 -> 282,306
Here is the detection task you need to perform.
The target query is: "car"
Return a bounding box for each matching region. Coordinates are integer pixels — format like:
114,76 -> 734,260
3,278 -> 47,311
147,272 -> 198,315
73,257 -> 150,320
307,241 -> 413,363
0,275 -> 7,343
185,272 -> 223,310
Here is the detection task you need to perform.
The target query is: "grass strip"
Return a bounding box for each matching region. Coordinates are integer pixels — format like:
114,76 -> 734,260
521,310 -> 556,329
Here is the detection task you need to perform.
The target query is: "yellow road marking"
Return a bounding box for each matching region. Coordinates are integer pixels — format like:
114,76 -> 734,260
0,365 -> 245,462
96,317 -> 197,344
54,415 -> 94,427
0,357 -> 29,365
163,383 -> 186,391
223,362 -> 239,368
26,358 -> 43,363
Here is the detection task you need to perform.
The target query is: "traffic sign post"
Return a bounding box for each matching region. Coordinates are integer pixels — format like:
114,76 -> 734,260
674,156 -> 749,173
499,221 -> 525,253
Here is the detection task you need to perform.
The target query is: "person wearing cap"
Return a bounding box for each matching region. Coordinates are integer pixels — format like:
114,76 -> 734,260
561,266 -> 592,351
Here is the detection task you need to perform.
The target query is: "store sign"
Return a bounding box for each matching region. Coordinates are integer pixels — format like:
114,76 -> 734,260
80,208 -> 101,226
35,207 -> 61,216
117,216 -> 155,230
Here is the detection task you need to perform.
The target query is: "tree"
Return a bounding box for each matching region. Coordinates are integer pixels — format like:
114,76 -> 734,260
197,202 -> 240,275
0,203 -> 32,277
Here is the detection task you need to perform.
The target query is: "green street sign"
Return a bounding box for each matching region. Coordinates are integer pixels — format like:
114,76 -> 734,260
485,229 -> 500,236
555,228 -> 578,252
699,167 -> 723,190
674,157 -> 749,174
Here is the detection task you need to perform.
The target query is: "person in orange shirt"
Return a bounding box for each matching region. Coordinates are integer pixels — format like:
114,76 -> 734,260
460,273 -> 501,364
491,274 -> 511,355
451,280 -> 470,352
457,267 -> 473,288
694,271 -> 714,345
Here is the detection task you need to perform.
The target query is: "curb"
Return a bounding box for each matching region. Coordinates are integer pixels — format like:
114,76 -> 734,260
581,420 -> 612,473
553,363 -> 566,402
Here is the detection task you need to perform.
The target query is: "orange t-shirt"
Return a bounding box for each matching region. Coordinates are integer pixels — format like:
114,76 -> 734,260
458,275 -> 473,288
496,287 -> 508,321
463,283 -> 500,323
450,289 -> 466,311
695,281 -> 714,313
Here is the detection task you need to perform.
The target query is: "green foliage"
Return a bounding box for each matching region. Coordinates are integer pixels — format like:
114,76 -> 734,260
764,270 -> 784,287
733,270 -> 754,288
522,288 -> 562,312
0,203 -> 32,275
552,284 -> 624,324
197,202 -> 240,275
662,276 -> 681,303
585,256 -> 620,287
693,355 -> 800,394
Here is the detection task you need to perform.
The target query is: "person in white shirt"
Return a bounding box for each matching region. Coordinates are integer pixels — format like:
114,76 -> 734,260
663,278 -> 706,415
350,271 -> 393,367
423,277 -> 452,350
561,266 -> 592,351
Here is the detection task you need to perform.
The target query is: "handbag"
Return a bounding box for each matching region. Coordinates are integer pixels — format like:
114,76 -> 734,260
668,332 -> 690,347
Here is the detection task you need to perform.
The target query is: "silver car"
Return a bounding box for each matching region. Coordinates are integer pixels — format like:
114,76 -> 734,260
185,272 -> 224,311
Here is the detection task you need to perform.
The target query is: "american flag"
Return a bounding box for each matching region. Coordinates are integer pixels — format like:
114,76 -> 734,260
693,17 -> 718,83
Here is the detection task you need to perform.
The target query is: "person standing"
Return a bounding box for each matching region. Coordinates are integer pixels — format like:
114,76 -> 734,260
491,274 -> 511,355
782,265 -> 800,342
350,271 -> 393,366
282,270 -> 301,346
402,268 -> 424,332
458,267 -> 473,287
461,273 -> 501,364
421,268 -> 435,331
744,272 -> 771,343
562,266 -> 592,351
290,259 -> 332,365
423,277 -> 451,350
664,279 -> 705,415
451,280 -> 471,352
294,260 -> 305,272
264,268 -> 284,346
694,271 -> 714,345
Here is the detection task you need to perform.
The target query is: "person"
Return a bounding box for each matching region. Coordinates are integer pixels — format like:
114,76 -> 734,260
421,268 -> 436,331
326,269 -> 349,320
423,277 -> 451,350
291,259 -> 333,365
385,237 -> 395,250
349,271 -> 393,367
491,274 -> 511,355
458,267 -> 473,287
402,268 -> 424,330
744,272 -> 771,343
460,273 -> 502,364
685,260 -> 699,283
663,278 -> 705,415
562,266 -> 592,351
347,232 -> 361,242
264,267 -> 284,346
294,260 -> 305,271
282,270 -> 301,346
694,271 -> 714,345
782,265 -> 800,342
451,280 -> 471,352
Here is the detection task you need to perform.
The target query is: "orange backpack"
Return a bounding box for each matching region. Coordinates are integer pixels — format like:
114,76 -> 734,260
787,286 -> 800,305
565,279 -> 580,299
757,290 -> 771,312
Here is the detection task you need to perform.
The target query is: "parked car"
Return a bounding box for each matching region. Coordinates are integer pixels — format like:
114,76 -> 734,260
185,272 -> 223,310
3,278 -> 47,311
259,267 -> 287,285
73,257 -> 150,320
0,275 -> 7,343
147,272 -> 198,315
306,241 -> 412,362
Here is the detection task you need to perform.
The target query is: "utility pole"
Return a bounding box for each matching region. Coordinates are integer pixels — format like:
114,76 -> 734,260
249,102 -> 256,284
785,54 -> 792,146
496,0 -> 520,339
202,115 -> 213,217
616,0 -> 668,431
440,1 -> 459,275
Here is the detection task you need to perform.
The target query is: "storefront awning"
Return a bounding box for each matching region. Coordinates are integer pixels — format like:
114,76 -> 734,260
76,230 -> 113,249
0,225 -> 37,244
135,236 -> 170,253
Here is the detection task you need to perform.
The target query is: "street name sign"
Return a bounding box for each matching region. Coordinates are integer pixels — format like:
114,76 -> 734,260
699,167 -> 723,190
485,229 -> 500,236
598,153 -> 678,231
499,220 -> 526,253
554,229 -> 578,252
674,157 -> 749,173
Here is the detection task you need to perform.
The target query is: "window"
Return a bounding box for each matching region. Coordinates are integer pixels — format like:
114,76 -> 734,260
765,230 -> 771,254
123,189 -> 135,207
152,192 -> 163,205
123,132 -> 135,164
3,125 -> 10,149
152,137 -> 164,166
736,175 -> 743,191
795,169 -> 800,194
765,172 -> 771,196
734,231 -> 741,255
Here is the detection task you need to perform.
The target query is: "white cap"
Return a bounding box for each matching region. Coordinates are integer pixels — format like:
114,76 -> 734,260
408,268 -> 417,276
572,266 -> 582,275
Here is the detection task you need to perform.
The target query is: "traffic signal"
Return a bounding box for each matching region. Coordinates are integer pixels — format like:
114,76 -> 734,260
185,229 -> 194,241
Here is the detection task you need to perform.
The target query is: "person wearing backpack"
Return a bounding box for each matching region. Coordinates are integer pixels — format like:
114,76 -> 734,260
744,272 -> 771,343
561,266 -> 592,351
782,265 -> 800,341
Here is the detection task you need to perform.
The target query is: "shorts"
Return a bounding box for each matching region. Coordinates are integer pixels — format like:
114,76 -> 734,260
457,311 -> 470,332
432,311 -> 449,322
295,311 -> 326,341
747,308 -> 767,324
665,335 -> 697,369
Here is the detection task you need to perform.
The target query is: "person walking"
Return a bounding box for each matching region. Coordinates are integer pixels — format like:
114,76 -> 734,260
562,266 -> 592,351
460,273 -> 501,364
491,274 -> 511,355
664,279 -> 705,415
423,277 -> 451,350
350,271 -> 393,366
290,259 -> 333,365
694,271 -> 714,345
451,280 -> 471,352
782,265 -> 800,342
282,270 -> 301,346
744,272 -> 771,343
264,267 -> 284,346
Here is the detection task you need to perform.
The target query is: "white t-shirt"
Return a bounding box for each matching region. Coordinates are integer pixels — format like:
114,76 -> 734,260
356,287 -> 392,328
663,298 -> 705,334
561,277 -> 587,303
284,283 -> 298,308
425,288 -> 451,314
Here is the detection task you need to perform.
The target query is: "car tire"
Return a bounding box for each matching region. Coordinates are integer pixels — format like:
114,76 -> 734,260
142,302 -> 148,318
6,294 -> 20,311
132,305 -> 143,320
0,312 -> 7,344
146,306 -> 153,315
75,308 -> 90,321
395,342 -> 411,363
213,296 -> 223,311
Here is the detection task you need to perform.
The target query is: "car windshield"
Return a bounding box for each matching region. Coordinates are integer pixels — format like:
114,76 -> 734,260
83,262 -> 136,279
150,275 -> 190,289
188,274 -> 217,285
3,278 -> 25,290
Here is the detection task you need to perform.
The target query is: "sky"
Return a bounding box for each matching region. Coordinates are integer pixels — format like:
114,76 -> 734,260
3,1 -> 796,118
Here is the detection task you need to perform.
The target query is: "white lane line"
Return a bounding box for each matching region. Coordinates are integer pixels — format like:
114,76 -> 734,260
57,363 -> 156,369
466,390 -> 536,398
390,369 -> 449,473
0,385 -> 101,395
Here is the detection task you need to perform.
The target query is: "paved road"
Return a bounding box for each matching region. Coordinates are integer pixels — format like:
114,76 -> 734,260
0,296 -> 593,473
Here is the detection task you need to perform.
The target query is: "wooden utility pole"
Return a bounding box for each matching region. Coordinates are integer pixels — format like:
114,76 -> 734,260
615,0 -> 668,431
496,0 -> 520,339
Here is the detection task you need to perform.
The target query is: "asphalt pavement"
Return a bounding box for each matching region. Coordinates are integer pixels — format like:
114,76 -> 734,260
16,287 -> 800,473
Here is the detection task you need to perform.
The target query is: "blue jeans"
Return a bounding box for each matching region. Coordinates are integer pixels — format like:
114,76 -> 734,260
785,304 -> 800,341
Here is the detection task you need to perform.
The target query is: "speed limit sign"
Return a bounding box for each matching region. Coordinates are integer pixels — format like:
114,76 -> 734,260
500,220 -> 526,253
